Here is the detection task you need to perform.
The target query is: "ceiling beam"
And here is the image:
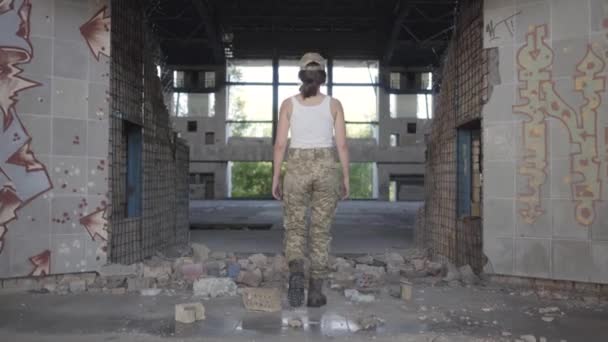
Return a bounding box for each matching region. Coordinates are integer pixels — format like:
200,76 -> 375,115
383,0 -> 412,64
191,0 -> 224,63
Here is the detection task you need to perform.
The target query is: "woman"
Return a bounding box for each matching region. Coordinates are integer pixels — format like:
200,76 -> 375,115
271,52 -> 350,308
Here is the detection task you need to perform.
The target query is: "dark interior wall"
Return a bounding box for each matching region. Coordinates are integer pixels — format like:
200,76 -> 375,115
419,0 -> 486,267
109,0 -> 189,264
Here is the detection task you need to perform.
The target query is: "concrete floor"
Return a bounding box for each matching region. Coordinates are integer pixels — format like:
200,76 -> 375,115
190,200 -> 420,254
0,282 -> 606,341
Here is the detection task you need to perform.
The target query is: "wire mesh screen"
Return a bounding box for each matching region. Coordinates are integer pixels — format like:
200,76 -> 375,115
109,0 -> 190,264
421,0 -> 484,266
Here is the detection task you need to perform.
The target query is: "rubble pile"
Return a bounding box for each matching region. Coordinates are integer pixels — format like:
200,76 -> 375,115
0,245 -> 493,303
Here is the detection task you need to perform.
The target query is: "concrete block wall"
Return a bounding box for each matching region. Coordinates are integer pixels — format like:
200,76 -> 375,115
0,0 -> 111,278
483,0 -> 608,283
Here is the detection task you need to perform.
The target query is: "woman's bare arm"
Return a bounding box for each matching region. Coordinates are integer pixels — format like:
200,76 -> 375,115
272,99 -> 291,199
332,98 -> 350,199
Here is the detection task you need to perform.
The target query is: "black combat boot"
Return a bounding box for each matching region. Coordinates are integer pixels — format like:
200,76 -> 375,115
287,259 -> 306,307
307,278 -> 327,307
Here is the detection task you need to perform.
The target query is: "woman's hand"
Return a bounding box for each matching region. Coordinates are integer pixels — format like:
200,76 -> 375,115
272,177 -> 282,200
342,178 -> 350,200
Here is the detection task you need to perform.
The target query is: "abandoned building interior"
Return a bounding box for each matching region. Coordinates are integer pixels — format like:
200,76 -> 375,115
0,0 -> 607,341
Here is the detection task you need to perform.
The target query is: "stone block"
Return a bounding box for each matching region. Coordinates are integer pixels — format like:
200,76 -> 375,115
69,280 -> 87,293
237,269 -> 262,287
127,277 -> 154,292
192,243 -> 210,263
241,288 -> 281,312
143,261 -> 172,279
180,263 -> 204,282
400,280 -> 413,301
248,254 -> 268,268
175,302 -> 205,324
193,278 -> 237,298
205,261 -> 226,277
99,263 -> 139,277
210,252 -> 227,260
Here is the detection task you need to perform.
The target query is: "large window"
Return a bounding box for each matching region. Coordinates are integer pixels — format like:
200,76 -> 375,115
171,92 -> 215,117
226,60 -> 273,138
389,72 -> 433,119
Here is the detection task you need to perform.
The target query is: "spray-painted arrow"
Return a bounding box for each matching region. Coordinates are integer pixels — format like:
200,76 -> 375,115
80,6 -> 110,61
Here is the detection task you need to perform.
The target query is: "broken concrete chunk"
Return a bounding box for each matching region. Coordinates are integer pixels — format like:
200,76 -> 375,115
175,302 -> 205,324
357,315 -> 385,330
210,251 -> 227,260
458,265 -> 479,285
193,278 -> 237,298
520,335 -> 537,342
248,254 -> 268,268
127,277 -> 154,292
191,243 -> 210,263
331,257 -> 355,272
69,280 -> 87,293
400,280 -> 413,301
538,307 -> 560,314
443,262 -> 461,282
288,318 -> 303,328
412,258 -> 426,271
237,269 -> 263,288
385,252 -> 405,266
205,261 -> 227,277
140,288 -> 162,296
241,287 -> 281,312
425,261 -> 444,276
143,261 -> 172,279
344,289 -> 375,303
355,255 -> 375,265
180,263 -> 204,282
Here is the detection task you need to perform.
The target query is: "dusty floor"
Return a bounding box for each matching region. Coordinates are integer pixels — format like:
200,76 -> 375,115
0,280 -> 606,341
190,200 -> 420,254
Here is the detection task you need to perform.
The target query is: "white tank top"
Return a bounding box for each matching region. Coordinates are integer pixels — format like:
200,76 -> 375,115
289,95 -> 335,149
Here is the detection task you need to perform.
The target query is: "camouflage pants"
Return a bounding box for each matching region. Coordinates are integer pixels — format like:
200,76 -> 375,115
283,148 -> 342,279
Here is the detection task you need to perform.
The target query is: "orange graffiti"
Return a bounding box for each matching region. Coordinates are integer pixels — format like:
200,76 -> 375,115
514,25 -> 604,226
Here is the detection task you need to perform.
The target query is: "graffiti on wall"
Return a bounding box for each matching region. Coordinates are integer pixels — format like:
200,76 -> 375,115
514,24 -> 604,226
80,6 -> 111,61
0,0 -> 53,272
0,1 -> 111,276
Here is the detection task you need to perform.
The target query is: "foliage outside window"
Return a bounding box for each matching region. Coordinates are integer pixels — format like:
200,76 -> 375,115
349,163 -> 374,199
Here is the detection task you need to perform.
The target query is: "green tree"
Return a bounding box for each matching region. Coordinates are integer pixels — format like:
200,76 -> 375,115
231,162 -> 273,198
349,163 -> 373,199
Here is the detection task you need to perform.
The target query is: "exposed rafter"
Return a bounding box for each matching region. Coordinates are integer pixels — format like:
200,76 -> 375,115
383,0 -> 412,64
190,0 -> 224,63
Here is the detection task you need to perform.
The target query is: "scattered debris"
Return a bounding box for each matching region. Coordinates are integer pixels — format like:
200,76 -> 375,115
355,255 -> 375,265
68,280 -> 87,294
241,288 -> 281,312
345,289 -> 375,303
541,316 -> 554,322
288,318 -> 303,329
248,254 -> 268,269
237,269 -> 262,288
458,265 -> 479,285
191,243 -> 210,263
127,277 -> 154,292
400,280 -> 413,301
539,307 -> 560,314
193,278 -> 237,298
357,315 -> 385,330
175,302 -> 205,324
520,335 -> 537,342
140,288 -> 162,296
